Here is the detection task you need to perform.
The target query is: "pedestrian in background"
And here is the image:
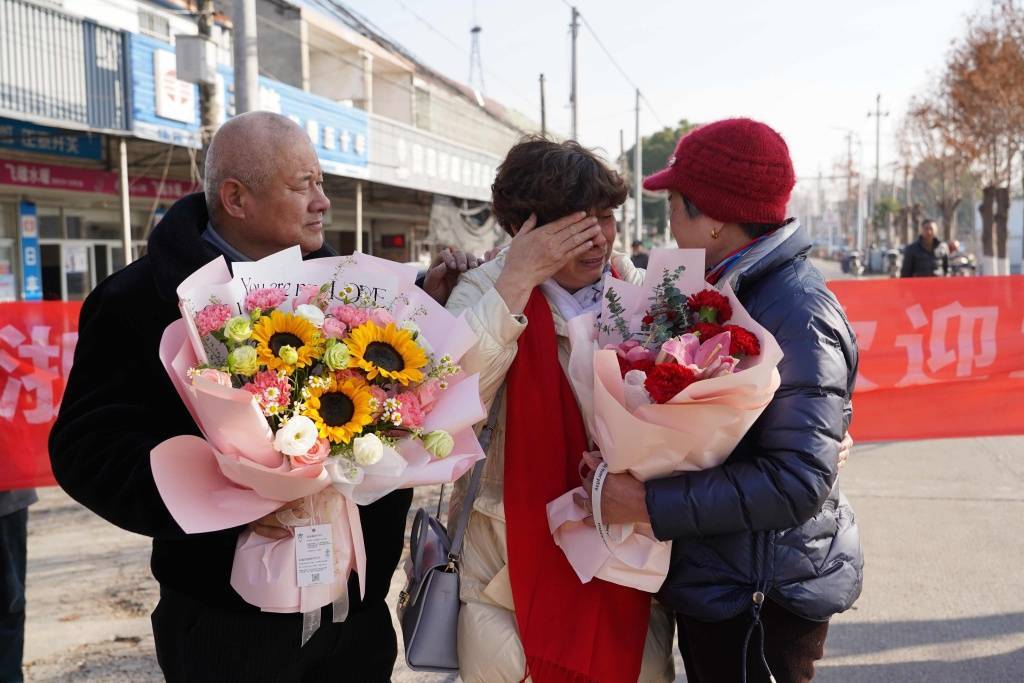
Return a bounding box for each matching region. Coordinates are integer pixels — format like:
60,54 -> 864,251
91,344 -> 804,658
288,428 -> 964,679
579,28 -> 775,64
901,218 -> 948,277
631,239 -> 650,268
0,487 -> 36,683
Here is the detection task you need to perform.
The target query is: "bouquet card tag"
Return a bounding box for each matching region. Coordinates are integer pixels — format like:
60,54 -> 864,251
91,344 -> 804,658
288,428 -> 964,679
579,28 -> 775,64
295,524 -> 334,587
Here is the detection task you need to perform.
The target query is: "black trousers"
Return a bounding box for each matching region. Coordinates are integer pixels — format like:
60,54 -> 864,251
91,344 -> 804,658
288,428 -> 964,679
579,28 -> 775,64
0,508 -> 28,683
152,588 -> 397,682
677,600 -> 830,683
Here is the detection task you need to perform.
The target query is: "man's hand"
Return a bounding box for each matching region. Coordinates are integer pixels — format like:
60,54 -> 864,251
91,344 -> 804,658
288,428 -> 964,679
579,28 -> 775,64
248,499 -> 306,540
573,451 -> 651,527
422,248 -> 482,305
838,431 -> 853,470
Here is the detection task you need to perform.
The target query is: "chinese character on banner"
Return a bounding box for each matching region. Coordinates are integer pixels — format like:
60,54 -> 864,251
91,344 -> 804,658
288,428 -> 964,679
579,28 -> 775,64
829,276 -> 1024,442
0,302 -> 82,489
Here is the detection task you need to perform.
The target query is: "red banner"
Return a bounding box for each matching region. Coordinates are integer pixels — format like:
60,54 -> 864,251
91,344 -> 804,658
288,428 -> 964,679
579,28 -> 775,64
829,276 -> 1024,442
1,277 -> 1023,490
0,302 -> 80,489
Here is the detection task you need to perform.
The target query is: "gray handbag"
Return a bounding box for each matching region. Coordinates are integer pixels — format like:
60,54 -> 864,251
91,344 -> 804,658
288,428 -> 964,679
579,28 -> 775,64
397,395 -> 501,672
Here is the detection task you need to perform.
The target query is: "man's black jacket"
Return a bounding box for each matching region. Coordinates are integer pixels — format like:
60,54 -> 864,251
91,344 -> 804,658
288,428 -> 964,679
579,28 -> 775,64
49,193 -> 412,613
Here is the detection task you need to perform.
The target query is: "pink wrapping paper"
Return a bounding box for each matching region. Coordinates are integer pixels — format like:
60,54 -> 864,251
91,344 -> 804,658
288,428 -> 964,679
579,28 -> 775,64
150,247 -> 486,617
547,249 -> 784,592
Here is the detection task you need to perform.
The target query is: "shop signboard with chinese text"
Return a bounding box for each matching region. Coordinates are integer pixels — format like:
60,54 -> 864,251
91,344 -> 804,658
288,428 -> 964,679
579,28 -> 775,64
0,118 -> 104,160
218,68 -> 369,178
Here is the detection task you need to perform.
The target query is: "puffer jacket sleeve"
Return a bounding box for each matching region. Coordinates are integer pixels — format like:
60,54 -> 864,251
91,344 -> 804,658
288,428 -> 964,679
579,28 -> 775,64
645,289 -> 856,541
445,260 -> 528,408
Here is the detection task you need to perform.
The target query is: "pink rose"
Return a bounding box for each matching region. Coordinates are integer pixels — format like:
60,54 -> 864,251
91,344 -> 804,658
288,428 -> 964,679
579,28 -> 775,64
322,317 -> 348,339
295,284 -> 321,307
415,378 -> 444,411
291,438 -> 330,466
368,308 -> 395,327
605,340 -> 654,364
369,386 -> 388,419
191,368 -> 233,388
328,304 -> 369,329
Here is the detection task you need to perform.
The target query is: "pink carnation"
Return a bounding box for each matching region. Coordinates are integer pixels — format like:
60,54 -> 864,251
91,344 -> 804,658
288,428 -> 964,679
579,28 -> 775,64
295,284 -> 321,307
195,304 -> 232,336
244,287 -> 288,313
321,317 -> 348,339
242,371 -> 292,416
328,304 -> 369,329
395,392 -> 426,429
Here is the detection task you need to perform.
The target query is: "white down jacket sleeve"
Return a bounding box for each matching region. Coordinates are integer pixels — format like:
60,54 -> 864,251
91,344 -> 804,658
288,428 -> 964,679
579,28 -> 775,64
445,258 -> 527,408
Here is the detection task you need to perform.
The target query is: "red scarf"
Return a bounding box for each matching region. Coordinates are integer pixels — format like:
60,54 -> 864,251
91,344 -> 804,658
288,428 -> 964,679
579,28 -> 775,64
504,289 -> 650,683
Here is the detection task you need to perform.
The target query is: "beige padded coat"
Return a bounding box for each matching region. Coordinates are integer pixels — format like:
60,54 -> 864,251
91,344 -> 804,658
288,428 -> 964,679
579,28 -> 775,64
445,252 -> 675,683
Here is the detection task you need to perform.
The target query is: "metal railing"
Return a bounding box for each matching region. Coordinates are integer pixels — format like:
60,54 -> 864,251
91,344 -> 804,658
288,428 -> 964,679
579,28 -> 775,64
0,0 -> 128,131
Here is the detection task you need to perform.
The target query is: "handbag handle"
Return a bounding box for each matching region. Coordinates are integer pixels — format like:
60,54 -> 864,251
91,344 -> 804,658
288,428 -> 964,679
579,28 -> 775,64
447,390 -> 504,563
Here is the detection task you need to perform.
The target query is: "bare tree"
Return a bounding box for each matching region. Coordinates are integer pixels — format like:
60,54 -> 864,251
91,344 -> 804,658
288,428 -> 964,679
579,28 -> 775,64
900,95 -> 969,242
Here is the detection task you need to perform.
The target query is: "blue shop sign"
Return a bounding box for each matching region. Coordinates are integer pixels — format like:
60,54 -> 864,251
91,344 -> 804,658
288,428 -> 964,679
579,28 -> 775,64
127,33 -> 203,149
0,118 -> 103,160
18,201 -> 42,302
219,68 -> 369,178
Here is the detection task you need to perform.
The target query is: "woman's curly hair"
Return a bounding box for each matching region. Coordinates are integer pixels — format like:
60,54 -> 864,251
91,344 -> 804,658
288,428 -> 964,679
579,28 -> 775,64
491,136 -> 628,236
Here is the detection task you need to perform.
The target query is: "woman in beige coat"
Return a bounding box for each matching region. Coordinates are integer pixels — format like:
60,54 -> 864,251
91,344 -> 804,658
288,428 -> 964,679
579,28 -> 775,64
445,138 -> 675,683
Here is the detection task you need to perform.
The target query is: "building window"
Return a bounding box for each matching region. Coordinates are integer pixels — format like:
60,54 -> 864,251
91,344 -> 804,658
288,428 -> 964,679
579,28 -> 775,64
139,9 -> 171,41
415,86 -> 432,131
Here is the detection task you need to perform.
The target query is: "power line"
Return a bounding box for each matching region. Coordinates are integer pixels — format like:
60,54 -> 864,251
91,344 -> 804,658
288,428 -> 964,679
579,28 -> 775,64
559,3 -> 669,131
385,0 -> 539,110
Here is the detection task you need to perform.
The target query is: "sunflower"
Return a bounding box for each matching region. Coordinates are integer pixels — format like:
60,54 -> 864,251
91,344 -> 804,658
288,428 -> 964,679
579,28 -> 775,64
303,375 -> 374,444
251,311 -> 322,374
345,322 -> 428,386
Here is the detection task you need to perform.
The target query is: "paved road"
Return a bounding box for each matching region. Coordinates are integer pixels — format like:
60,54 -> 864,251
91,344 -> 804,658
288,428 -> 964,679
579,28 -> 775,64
24,259 -> 1024,681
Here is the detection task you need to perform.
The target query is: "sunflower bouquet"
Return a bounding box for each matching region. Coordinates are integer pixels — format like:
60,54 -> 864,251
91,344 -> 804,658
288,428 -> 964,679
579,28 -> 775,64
546,247 -> 784,593
151,246 -> 485,627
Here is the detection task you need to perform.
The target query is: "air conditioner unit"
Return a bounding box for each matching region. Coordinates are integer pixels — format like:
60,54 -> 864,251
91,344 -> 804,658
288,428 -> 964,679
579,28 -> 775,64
175,34 -> 218,85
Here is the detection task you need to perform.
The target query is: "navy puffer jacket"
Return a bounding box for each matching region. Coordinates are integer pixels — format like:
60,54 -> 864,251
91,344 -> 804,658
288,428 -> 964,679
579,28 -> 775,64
646,224 -> 864,622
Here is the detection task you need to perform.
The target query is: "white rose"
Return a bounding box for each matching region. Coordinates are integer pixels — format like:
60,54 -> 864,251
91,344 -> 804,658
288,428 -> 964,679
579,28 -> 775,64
274,415 -> 319,456
295,304 -> 326,328
399,320 -> 432,354
352,433 -> 384,466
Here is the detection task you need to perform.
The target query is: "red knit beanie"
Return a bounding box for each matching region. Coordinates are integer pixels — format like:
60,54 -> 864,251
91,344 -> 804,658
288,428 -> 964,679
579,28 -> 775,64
643,118 -> 796,224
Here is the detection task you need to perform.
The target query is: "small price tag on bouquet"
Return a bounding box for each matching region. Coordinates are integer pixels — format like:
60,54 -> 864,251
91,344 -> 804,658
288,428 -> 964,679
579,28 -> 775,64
295,525 -> 334,587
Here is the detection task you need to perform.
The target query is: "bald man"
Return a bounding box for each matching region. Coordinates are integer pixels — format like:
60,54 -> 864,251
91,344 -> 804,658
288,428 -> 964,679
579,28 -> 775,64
50,112 -> 471,681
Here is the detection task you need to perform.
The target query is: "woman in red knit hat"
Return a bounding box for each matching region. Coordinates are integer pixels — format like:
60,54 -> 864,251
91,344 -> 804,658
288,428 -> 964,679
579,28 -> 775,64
589,118 -> 864,682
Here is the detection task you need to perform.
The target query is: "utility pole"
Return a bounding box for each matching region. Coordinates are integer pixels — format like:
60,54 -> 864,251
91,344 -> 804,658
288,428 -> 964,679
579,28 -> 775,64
233,0 -> 259,114
634,88 -> 642,245
845,131 -> 855,246
539,74 -> 547,137
569,6 -> 579,140
867,93 -> 889,224
619,128 -> 628,248
197,0 -> 216,146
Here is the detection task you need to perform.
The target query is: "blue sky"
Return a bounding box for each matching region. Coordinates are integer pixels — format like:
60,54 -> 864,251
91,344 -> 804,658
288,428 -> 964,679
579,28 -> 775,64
341,0 -> 984,193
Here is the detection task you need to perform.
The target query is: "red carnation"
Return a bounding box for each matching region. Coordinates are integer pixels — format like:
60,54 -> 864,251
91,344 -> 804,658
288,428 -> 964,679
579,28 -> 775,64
643,363 -> 698,404
617,356 -> 656,378
690,322 -> 724,339
687,290 -> 733,324
724,325 -> 761,358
